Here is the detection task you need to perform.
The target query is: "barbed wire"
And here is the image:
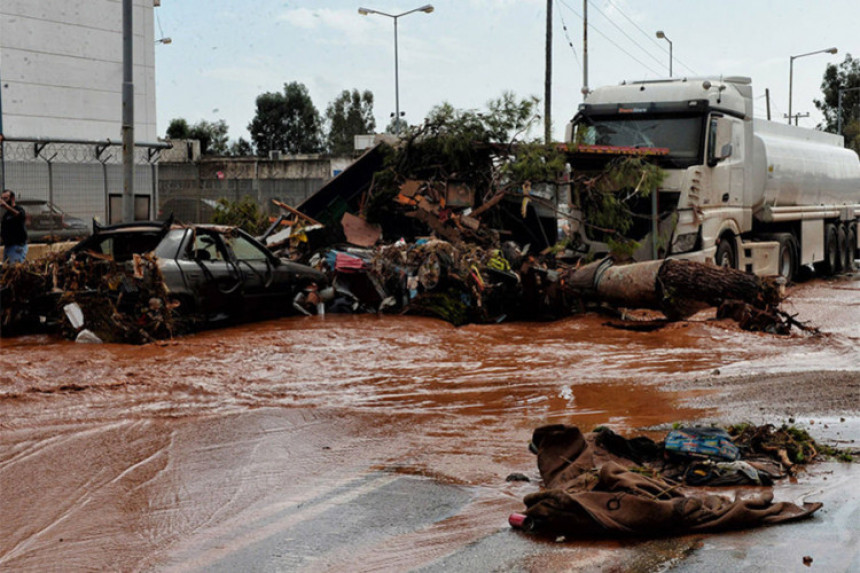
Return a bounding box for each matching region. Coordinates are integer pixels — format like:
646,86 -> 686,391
1,139 -> 164,165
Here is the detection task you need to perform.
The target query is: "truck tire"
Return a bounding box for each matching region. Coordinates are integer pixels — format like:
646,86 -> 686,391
846,223 -> 858,272
815,223 -> 840,276
837,224 -> 850,273
714,235 -> 736,270
758,233 -> 798,280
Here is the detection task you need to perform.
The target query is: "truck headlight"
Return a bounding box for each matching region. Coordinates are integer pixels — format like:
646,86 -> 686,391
672,232 -> 698,253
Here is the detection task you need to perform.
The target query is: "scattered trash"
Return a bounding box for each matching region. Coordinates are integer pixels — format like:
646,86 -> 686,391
511,424 -> 826,539
75,329 -> 103,344
63,302 -> 84,330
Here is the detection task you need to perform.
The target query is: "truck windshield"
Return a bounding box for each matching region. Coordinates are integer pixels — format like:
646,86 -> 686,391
577,115 -> 703,167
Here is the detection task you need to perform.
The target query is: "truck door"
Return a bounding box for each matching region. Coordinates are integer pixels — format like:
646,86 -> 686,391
707,114 -> 744,207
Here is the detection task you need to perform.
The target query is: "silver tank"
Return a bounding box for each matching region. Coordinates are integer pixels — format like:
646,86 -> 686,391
752,119 -> 860,207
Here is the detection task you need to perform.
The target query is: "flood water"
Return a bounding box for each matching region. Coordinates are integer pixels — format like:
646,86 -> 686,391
1,276 -> 858,571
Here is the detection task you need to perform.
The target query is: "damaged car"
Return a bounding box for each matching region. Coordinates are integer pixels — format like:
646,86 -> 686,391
70,219 -> 327,323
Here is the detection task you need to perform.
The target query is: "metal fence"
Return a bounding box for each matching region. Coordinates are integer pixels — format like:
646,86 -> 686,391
0,137 -> 169,225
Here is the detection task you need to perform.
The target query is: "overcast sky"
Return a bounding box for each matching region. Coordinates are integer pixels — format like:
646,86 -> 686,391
154,0 -> 857,144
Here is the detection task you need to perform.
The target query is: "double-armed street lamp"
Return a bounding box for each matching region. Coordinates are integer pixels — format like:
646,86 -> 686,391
655,30 -> 672,77
788,47 -> 837,125
358,4 -> 434,134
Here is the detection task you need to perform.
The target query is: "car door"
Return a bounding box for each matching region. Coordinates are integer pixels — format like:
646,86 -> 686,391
220,230 -> 284,314
175,228 -> 244,318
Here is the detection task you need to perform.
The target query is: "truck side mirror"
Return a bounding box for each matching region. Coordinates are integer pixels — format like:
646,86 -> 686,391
707,117 -> 733,167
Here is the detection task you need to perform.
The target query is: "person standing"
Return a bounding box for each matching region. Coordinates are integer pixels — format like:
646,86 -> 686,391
1,190 -> 29,264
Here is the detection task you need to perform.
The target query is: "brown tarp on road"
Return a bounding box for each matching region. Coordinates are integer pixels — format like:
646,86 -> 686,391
518,425 -> 821,538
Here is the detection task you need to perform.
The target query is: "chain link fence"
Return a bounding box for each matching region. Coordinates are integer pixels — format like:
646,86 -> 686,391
0,137 -> 168,226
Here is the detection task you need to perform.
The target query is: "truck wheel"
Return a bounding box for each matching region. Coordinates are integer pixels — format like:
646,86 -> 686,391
715,236 -> 736,269
777,234 -> 798,281
846,224 -> 857,272
815,223 -> 839,276
837,224 -> 849,273
759,233 -> 798,281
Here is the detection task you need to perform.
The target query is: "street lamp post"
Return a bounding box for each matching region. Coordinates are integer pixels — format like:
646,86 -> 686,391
788,47 -> 837,125
358,4 -> 434,135
838,86 -> 860,135
655,31 -> 672,77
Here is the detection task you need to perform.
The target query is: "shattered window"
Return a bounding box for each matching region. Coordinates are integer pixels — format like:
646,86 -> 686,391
581,115 -> 704,165
193,232 -> 226,261
225,234 -> 268,261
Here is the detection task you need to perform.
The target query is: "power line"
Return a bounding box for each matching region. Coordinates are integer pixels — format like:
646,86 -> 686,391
556,0 -> 663,77
584,0 -> 666,71
600,0 -> 697,76
555,0 -> 582,76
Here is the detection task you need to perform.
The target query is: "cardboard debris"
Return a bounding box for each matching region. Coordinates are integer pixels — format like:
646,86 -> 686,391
341,212 -> 382,247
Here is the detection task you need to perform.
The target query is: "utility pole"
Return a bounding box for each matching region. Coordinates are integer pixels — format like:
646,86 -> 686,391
544,0 -> 552,144
783,112 -> 809,126
765,88 -> 771,120
582,0 -> 588,98
122,0 -> 135,223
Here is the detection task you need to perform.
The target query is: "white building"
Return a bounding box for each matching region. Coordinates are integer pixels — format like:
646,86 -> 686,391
0,0 -> 158,141
0,0 -> 164,226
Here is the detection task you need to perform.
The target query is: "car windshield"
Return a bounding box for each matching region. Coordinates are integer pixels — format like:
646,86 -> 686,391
576,115 -> 704,166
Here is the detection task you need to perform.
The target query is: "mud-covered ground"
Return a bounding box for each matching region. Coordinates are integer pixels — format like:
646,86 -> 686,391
1,274 -> 858,572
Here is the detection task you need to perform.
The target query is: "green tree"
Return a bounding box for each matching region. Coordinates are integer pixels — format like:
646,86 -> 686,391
165,118 -> 229,155
228,138 -> 254,156
814,53 -> 860,151
166,118 -> 190,139
189,119 -> 229,155
325,89 -> 376,155
211,197 -> 270,236
362,93 -> 547,224
248,82 -> 323,157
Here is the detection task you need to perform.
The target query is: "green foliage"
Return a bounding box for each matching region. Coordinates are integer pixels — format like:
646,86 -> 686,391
326,89 -> 376,155
484,92 -> 542,143
190,120 -> 229,155
166,118 -> 230,155
815,53 -> 860,152
504,142 -> 566,188
248,82 -> 324,157
166,118 -> 190,139
227,138 -> 254,157
844,119 -> 860,156
211,197 -> 270,236
364,94 -> 561,227
574,156 -> 665,241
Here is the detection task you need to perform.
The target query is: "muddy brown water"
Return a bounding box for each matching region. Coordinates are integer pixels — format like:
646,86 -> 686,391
1,276 -> 858,571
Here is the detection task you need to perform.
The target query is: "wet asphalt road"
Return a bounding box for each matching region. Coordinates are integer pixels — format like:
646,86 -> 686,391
0,275 -> 858,572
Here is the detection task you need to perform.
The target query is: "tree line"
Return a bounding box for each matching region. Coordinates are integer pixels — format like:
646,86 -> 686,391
165,82 -> 376,157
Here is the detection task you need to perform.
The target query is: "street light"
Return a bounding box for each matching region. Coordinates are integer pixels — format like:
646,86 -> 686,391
788,47 -> 837,124
655,31 -> 672,77
156,37 -> 172,45
358,4 -> 434,134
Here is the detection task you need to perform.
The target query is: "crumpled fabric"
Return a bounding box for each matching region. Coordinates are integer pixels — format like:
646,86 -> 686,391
520,425 -> 822,538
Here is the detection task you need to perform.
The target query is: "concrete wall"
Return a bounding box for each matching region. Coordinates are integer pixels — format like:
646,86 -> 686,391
0,0 -> 157,141
157,156 -> 353,222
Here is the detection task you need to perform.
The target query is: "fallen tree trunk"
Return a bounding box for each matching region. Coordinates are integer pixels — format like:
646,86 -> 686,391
563,258 -> 787,325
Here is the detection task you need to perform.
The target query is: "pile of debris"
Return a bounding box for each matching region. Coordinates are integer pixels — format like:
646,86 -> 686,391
0,250 -> 177,343
508,423 -> 849,539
